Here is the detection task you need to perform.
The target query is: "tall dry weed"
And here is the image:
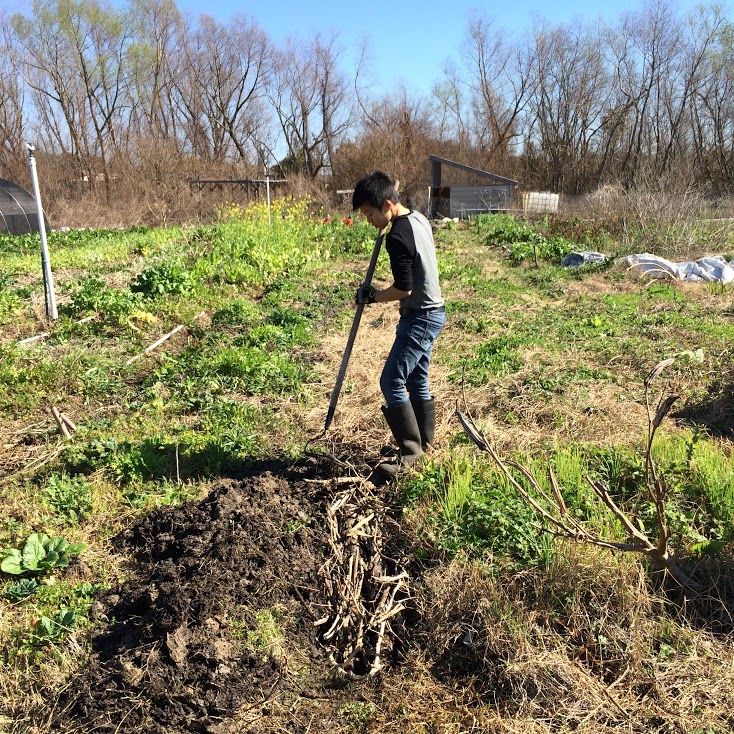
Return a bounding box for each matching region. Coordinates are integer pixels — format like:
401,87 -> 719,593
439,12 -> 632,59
619,170 -> 727,259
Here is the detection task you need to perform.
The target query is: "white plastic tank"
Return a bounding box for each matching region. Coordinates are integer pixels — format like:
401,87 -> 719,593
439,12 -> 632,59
522,192 -> 559,214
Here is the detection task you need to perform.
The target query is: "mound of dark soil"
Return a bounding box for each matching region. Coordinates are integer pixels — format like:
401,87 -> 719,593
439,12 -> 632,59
58,460 -> 343,734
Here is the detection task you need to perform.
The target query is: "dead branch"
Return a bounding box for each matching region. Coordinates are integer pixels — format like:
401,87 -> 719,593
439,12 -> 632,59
125,311 -> 206,365
456,358 -> 699,590
59,413 -> 78,433
50,406 -> 72,439
17,315 -> 95,346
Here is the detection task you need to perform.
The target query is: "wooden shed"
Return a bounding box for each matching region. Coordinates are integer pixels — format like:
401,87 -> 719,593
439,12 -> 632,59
428,155 -> 517,219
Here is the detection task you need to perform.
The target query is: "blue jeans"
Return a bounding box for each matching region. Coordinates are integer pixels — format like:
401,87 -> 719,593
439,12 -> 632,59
380,307 -> 446,407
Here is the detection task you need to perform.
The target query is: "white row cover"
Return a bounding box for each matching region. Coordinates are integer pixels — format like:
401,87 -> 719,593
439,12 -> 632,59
625,253 -> 734,285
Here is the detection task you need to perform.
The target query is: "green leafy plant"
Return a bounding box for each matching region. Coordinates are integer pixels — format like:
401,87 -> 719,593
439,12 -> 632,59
64,275 -> 144,320
2,577 -> 39,601
239,608 -> 285,660
32,609 -> 76,643
43,473 -> 93,523
130,260 -> 194,298
340,701 -> 377,733
479,214 -> 573,264
209,345 -> 309,395
1,533 -> 87,576
452,335 -> 524,385
406,459 -> 552,566
211,298 -> 263,327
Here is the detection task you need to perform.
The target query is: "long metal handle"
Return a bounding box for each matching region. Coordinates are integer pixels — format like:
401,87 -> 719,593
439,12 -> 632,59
323,228 -> 386,433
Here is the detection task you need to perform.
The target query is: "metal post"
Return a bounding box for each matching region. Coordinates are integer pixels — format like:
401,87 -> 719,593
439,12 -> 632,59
27,144 -> 57,321
265,167 -> 271,228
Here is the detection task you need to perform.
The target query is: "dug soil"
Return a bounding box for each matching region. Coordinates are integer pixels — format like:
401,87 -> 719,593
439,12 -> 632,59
57,456 -> 387,734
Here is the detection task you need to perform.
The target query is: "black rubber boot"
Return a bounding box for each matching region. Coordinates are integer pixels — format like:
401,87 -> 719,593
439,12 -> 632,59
411,397 -> 436,450
370,401 -> 424,485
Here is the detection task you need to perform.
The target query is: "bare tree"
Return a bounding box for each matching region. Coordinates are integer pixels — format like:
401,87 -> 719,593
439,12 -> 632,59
336,86 -> 438,201
126,0 -> 185,148
13,1 -> 93,181
686,6 -> 734,189
462,13 -> 534,169
175,13 -> 269,164
0,12 -> 26,179
524,19 -> 610,192
431,61 -> 470,156
607,0 -> 685,186
269,34 -> 350,178
12,0 -> 130,200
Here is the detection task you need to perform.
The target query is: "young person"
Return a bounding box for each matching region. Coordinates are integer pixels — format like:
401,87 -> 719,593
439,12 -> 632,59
352,171 -> 445,483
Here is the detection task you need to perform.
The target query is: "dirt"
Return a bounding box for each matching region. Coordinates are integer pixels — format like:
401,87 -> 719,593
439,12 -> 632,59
57,457 -> 366,734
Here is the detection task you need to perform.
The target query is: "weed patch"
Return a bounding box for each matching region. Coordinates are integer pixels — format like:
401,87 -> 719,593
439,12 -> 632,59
42,473 -> 93,524
478,214 -> 573,264
451,335 -> 525,385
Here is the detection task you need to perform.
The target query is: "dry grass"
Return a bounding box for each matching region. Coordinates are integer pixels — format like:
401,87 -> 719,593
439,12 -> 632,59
386,548 -> 734,733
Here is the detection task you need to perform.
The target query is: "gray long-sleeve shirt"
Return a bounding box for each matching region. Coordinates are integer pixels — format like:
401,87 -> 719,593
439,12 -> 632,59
386,210 -> 443,311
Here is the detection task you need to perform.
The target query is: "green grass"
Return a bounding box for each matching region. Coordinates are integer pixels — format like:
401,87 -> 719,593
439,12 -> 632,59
449,335 -> 525,385
405,457 -> 555,567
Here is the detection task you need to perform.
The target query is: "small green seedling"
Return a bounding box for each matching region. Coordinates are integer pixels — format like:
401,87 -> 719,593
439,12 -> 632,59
1,533 -> 87,576
33,609 -> 76,643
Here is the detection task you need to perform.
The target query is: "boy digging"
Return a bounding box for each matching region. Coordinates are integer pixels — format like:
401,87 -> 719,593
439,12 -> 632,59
352,171 -> 445,484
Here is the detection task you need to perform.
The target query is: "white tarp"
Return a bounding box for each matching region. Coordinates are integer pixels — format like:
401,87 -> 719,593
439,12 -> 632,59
563,251 -> 606,267
625,253 -> 734,284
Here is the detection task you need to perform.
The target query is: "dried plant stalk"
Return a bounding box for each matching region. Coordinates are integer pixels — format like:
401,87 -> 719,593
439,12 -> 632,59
315,482 -> 408,676
456,359 -> 699,589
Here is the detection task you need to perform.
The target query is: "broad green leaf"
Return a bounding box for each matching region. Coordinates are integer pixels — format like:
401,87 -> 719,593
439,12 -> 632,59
44,551 -> 60,566
691,540 -> 727,557
37,617 -> 55,636
46,537 -> 69,553
56,609 -> 75,628
1,550 -> 23,575
21,535 -> 47,571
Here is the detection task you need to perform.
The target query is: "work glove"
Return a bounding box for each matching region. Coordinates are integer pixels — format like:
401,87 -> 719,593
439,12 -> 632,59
355,284 -> 377,305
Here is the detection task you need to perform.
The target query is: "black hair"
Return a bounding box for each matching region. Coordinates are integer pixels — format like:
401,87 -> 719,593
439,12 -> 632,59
352,171 -> 400,211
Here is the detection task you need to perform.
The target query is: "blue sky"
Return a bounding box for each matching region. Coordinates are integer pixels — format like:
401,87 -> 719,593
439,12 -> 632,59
171,0 -> 711,97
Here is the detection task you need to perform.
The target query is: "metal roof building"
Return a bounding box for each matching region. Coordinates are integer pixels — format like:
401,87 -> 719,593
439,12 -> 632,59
429,155 -> 518,219
0,178 -> 49,235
